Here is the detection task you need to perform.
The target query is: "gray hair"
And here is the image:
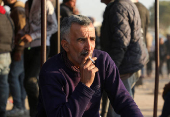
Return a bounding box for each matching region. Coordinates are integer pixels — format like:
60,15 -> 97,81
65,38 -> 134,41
60,15 -> 92,42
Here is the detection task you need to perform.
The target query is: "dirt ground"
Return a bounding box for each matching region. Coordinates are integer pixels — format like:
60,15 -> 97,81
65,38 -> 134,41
6,63 -> 170,117
134,76 -> 169,117
134,63 -> 170,117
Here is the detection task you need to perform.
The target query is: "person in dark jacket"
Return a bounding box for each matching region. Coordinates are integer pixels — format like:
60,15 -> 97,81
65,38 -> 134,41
100,0 -> 149,116
49,0 -> 77,58
37,15 -> 143,117
60,0 -> 76,21
3,0 -> 26,116
0,0 -> 14,116
16,0 -> 57,116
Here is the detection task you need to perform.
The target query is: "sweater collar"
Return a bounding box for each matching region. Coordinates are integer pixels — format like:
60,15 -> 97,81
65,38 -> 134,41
0,5 -> 6,14
61,51 -> 80,73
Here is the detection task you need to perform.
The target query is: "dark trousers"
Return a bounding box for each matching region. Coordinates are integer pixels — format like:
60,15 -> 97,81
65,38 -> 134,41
147,60 -> 152,76
8,54 -> 26,109
0,75 -> 9,117
24,46 -> 49,117
167,59 -> 170,75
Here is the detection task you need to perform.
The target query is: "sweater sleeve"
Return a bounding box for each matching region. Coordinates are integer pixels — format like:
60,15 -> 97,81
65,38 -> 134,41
107,4 -> 131,68
39,71 -> 95,117
29,1 -> 57,40
104,55 -> 143,117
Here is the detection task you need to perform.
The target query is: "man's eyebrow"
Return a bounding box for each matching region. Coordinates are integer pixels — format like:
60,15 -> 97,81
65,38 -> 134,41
77,37 -> 96,40
77,37 -> 87,40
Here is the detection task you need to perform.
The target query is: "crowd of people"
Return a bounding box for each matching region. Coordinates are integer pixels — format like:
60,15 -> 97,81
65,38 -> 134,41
0,0 -> 170,117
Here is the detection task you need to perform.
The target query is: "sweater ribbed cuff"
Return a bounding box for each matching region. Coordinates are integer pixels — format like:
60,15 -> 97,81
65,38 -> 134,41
75,82 -> 95,99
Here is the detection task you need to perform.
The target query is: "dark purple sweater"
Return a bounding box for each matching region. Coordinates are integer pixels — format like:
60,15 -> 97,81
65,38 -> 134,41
37,49 -> 143,117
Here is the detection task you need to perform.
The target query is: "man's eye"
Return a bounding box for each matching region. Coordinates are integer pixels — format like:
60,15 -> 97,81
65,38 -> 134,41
79,38 -> 85,41
91,38 -> 96,41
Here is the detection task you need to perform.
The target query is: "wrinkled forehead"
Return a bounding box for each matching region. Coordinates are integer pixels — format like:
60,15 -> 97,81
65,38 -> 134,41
70,23 -> 95,37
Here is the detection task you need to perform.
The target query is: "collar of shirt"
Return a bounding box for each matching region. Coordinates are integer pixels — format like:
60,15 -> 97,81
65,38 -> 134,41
61,51 -> 80,73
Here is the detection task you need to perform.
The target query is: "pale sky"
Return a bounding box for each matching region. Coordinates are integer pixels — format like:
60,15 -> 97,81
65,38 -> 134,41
17,0 -> 155,23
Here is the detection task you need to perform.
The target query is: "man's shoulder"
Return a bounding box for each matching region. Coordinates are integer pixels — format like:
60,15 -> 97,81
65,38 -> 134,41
108,0 -> 134,13
93,49 -> 108,56
113,0 -> 132,6
60,4 -> 72,12
93,49 -> 112,63
41,54 -> 63,73
94,50 -> 117,71
135,2 -> 148,12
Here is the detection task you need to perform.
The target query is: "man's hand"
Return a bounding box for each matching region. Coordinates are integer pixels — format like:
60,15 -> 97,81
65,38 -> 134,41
80,57 -> 98,87
15,34 -> 22,44
19,34 -> 33,46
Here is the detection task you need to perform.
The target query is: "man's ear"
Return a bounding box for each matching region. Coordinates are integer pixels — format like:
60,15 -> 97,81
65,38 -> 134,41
61,39 -> 69,52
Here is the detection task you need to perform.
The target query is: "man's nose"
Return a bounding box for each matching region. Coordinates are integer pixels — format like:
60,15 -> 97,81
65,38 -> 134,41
85,39 -> 92,51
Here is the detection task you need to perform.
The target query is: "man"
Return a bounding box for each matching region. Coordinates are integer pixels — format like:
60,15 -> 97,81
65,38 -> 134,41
100,0 -> 149,116
36,15 -> 143,117
60,0 -> 76,21
3,0 -> 26,116
49,0 -> 77,57
0,0 -> 14,116
17,0 -> 57,116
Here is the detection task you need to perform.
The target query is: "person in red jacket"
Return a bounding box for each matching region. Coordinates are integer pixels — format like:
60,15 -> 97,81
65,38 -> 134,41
3,0 -> 26,116
0,0 -> 14,117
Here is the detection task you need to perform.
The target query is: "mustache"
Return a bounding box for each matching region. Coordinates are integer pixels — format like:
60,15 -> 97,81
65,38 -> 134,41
81,51 -> 89,56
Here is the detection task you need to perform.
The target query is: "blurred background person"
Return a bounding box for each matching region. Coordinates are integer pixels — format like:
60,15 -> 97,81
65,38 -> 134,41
165,34 -> 170,78
146,32 -> 154,77
159,37 -> 167,78
0,0 -> 14,116
49,0 -> 77,58
132,0 -> 150,98
16,0 -> 57,116
3,0 -> 26,116
134,0 -> 150,80
60,0 -> 76,21
100,0 -> 149,116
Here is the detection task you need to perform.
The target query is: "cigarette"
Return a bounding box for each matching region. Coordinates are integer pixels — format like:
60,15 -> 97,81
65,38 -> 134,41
89,56 -> 95,64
